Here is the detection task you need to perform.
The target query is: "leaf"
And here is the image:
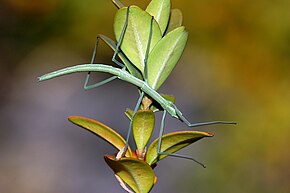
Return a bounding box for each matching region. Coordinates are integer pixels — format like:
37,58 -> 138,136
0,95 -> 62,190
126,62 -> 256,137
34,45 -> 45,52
68,116 -> 132,157
146,131 -> 213,165
114,6 -> 162,74
147,26 -> 188,90
126,94 -> 174,113
98,34 -> 143,80
146,0 -> 171,35
125,108 -> 134,121
150,93 -> 175,112
105,155 -> 156,193
165,9 -> 183,34
132,110 -> 155,152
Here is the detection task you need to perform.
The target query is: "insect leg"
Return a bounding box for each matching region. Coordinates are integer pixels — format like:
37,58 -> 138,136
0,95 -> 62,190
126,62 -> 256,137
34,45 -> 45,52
85,6 -> 132,90
112,6 -> 130,69
172,103 -> 237,127
84,36 -> 121,90
156,110 -> 206,168
84,6 -> 132,90
143,16 -> 154,82
121,11 -> 154,157
122,91 -> 145,157
143,16 -> 206,166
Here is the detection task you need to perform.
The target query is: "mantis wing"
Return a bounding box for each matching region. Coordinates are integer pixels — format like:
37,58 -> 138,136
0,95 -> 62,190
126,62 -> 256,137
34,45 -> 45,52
114,6 -> 162,75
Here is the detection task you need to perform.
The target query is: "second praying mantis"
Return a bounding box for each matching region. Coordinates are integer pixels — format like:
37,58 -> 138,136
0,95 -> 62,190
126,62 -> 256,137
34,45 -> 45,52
39,0 -> 236,165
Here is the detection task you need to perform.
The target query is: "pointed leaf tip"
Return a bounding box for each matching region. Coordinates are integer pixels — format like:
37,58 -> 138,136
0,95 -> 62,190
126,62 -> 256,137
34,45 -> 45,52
147,26 -> 188,90
132,110 -> 155,153
146,130 -> 213,165
68,116 -> 132,157
114,6 -> 162,74
165,9 -> 183,34
146,0 -> 171,35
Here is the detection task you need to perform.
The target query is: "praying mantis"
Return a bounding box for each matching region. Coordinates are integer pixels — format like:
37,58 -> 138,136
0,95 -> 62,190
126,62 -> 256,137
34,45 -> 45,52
39,0 -> 235,166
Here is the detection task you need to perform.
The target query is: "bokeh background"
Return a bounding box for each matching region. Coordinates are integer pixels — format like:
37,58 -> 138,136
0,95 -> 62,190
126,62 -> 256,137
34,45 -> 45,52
1,0 -> 289,192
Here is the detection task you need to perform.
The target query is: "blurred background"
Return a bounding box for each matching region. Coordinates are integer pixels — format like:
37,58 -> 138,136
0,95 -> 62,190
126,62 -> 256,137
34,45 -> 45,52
1,0 -> 289,192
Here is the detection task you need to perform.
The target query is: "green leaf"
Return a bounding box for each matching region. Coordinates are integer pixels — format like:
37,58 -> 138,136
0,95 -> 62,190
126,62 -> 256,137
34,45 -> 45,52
125,108 -> 134,121
165,9 -> 183,34
146,131 -> 213,165
132,110 -> 155,152
150,93 -> 175,112
105,155 -> 156,193
98,34 -> 143,80
146,0 -> 171,35
114,6 -> 162,74
147,26 -> 188,90
68,116 -> 132,157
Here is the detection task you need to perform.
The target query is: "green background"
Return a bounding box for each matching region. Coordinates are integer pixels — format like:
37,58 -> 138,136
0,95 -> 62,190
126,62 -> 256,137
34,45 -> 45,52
0,0 -> 289,192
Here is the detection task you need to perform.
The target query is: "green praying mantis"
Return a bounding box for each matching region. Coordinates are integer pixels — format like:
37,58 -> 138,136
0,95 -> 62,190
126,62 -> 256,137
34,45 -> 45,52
39,0 -> 235,166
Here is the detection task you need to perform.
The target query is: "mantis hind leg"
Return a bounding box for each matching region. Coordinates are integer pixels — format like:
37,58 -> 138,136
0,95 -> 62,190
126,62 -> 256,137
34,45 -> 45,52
156,111 -> 206,168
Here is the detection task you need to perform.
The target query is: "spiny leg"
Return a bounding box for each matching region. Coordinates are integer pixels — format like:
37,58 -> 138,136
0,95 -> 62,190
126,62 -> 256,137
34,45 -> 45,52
156,111 -> 206,168
171,102 -> 237,127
